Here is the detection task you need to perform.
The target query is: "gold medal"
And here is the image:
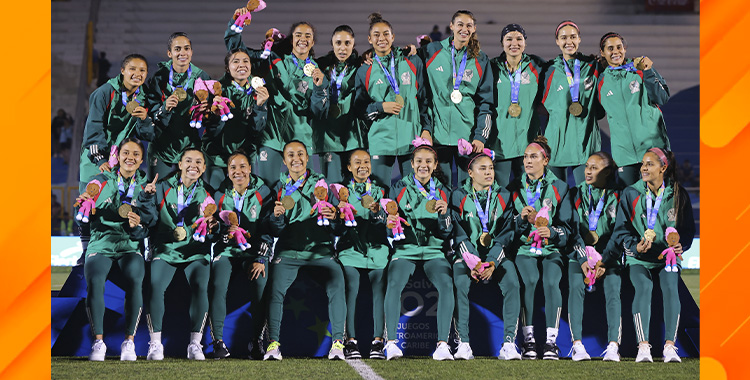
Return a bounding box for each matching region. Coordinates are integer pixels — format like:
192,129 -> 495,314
425,199 -> 437,213
508,103 -> 522,118
251,76 -> 265,89
118,204 -> 132,219
281,196 -> 295,210
329,104 -> 341,118
450,89 -> 462,104
173,226 -> 187,241
303,63 -> 316,77
394,94 -> 404,106
569,102 -> 583,117
644,229 -> 656,242
633,56 -> 644,70
126,100 -> 140,114
361,195 -> 375,208
173,87 -> 188,102
479,232 -> 492,247
583,230 -> 599,245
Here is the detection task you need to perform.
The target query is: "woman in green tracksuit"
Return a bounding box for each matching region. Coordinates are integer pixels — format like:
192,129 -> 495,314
78,54 -> 155,264
313,25 -> 366,184
567,151 -> 623,362
542,20 -> 602,184
145,33 -> 211,180
82,138 -> 151,362
611,148 -> 694,363
137,148 -> 216,361
419,10 -> 493,187
490,24 -> 546,187
332,149 -> 389,359
507,136 -> 575,360
383,142 -> 454,361
598,32 -> 671,186
354,13 -> 432,190
201,49 -> 270,189
448,151 -> 522,361
264,141 -> 346,361
208,151 -> 274,359
224,8 -> 329,185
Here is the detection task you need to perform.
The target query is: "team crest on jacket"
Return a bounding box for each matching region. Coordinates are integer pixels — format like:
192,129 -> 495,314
400,72 -> 411,86
667,208 -> 676,222
543,198 -> 553,209
260,151 -> 268,161
463,69 -> 474,82
607,203 -> 616,218
584,77 -> 594,90
297,79 -> 309,93
245,106 -> 253,118
250,204 -> 257,219
630,80 -> 640,94
521,71 -> 531,85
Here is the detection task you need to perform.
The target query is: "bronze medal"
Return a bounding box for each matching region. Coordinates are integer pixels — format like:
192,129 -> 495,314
425,199 -> 437,213
479,232 -> 492,247
303,63 -> 316,77
508,103 -> 522,118
329,104 -> 341,118
569,102 -> 583,117
361,195 -> 375,208
126,100 -> 140,114
644,229 -> 656,243
583,230 -> 599,246
118,204 -> 132,219
281,196 -> 295,210
394,94 -> 404,106
173,87 -> 188,102
450,89 -> 462,104
173,226 -> 187,241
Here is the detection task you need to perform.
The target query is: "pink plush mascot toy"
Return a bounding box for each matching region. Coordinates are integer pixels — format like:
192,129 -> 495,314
190,196 -> 217,242
526,205 -> 551,255
108,145 -> 119,168
382,198 -> 409,241
74,180 -> 102,223
210,82 -> 235,122
231,0 -> 267,33
220,210 -> 251,250
583,246 -> 603,292
658,227 -> 682,272
310,179 -> 334,226
261,28 -> 285,59
461,250 -> 492,282
330,183 -> 357,227
458,138 -> 496,160
189,78 -> 215,129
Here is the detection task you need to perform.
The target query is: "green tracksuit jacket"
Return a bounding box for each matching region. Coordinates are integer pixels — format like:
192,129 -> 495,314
569,181 -> 622,266
333,179 -> 389,269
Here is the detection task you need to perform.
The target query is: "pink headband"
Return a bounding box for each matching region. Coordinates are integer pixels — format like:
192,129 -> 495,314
528,143 -> 548,159
467,148 -> 496,170
556,21 -> 579,36
648,147 -> 668,167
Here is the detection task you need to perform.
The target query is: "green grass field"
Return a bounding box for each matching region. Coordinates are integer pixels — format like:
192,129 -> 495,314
51,357 -> 699,380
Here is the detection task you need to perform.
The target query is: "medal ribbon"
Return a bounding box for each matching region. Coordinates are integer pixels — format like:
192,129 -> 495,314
524,177 -> 543,209
291,55 -> 313,74
645,182 -> 665,231
505,62 -> 522,104
609,62 -> 638,73
473,189 -> 492,233
232,80 -> 253,96
176,180 -> 198,227
121,87 -> 141,107
117,172 -> 137,205
284,171 -> 308,196
168,64 -> 193,92
232,188 -> 249,224
413,177 -> 437,201
374,53 -> 400,96
330,65 -> 347,103
349,178 -> 372,201
561,58 -> 581,103
451,42 -> 468,90
587,185 -> 607,232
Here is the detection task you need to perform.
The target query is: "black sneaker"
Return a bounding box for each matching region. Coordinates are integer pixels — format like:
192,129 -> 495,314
344,340 -> 361,359
522,341 -> 537,360
369,340 -> 386,359
543,341 -> 560,360
249,339 -> 265,360
212,340 -> 230,359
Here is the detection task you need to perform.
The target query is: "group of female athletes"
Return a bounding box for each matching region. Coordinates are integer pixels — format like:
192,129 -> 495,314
75,7 -> 694,364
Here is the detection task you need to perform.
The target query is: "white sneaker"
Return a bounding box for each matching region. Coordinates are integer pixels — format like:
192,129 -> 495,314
454,342 -> 474,360
146,341 -> 164,360
498,342 -> 522,360
432,342 -> 454,361
328,340 -> 345,360
636,343 -> 653,363
602,342 -> 620,362
663,344 -> 682,363
187,341 -> 205,360
384,340 -> 403,360
89,339 -> 106,361
120,339 -> 137,361
570,342 -> 591,361
264,341 -> 282,361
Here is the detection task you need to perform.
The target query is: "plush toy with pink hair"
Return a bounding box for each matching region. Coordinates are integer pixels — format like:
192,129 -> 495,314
74,180 -> 102,223
457,138 -> 496,160
189,78 -> 218,129
209,81 -> 235,122
330,183 -> 357,227
461,250 -> 493,282
382,198 -> 409,240
658,227 -> 682,272
310,179 -> 334,226
526,205 -> 551,255
190,196 -> 217,242
231,0 -> 268,33
583,246 -> 603,292
108,145 -> 119,168
261,28 -> 285,59
219,210 -> 251,250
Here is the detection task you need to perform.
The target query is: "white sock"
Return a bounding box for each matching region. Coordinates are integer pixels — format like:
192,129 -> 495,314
94,339 -> 103,343
149,332 -> 161,344
523,326 -> 534,342
546,327 -> 558,343
190,332 -> 202,344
